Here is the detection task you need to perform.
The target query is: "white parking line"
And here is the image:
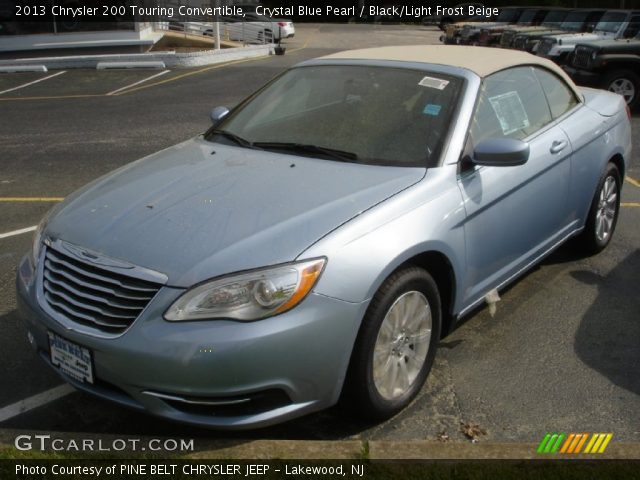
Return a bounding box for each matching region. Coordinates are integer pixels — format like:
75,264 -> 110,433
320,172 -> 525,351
106,69 -> 170,96
0,384 -> 75,423
0,70 -> 66,95
0,225 -> 36,240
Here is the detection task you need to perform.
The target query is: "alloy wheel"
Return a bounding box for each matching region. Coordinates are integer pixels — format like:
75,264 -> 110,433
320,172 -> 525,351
372,291 -> 432,400
595,176 -> 618,243
608,78 -> 636,105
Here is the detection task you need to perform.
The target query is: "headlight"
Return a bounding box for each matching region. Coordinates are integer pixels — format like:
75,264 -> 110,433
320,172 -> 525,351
164,258 -> 326,321
30,214 -> 49,265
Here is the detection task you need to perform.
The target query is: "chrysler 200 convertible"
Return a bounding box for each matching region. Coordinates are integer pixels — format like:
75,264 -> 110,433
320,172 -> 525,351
17,46 -> 631,429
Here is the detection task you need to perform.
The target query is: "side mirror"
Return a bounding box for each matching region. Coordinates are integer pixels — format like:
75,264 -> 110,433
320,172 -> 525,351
210,106 -> 230,126
472,138 -> 529,167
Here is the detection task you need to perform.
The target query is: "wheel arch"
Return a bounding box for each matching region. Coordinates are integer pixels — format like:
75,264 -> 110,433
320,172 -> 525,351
399,251 -> 457,337
339,248 -> 458,409
357,248 -> 458,338
609,153 -> 625,181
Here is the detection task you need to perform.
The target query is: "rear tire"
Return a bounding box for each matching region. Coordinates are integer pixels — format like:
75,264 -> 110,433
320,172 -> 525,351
343,267 -> 442,420
576,162 -> 621,255
605,70 -> 640,110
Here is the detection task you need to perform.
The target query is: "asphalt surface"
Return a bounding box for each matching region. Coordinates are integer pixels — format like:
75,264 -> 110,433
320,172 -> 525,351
0,24 -> 639,447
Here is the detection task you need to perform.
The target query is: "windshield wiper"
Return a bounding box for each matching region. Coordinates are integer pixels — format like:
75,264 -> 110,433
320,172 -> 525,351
210,129 -> 258,149
252,142 -> 358,162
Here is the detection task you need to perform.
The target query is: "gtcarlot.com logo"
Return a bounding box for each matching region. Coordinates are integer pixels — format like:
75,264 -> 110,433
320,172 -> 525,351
537,433 -> 613,454
14,434 -> 194,452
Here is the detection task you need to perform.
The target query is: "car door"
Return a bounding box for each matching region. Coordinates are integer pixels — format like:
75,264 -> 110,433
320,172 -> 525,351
457,66 -> 573,307
533,67 -> 601,228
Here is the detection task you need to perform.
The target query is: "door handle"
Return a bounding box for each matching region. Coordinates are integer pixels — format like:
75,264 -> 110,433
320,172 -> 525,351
550,140 -> 568,154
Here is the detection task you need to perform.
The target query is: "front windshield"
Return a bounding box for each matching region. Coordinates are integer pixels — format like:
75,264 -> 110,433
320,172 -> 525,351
518,10 -> 539,24
206,65 -> 463,167
595,12 -> 627,34
542,10 -> 569,26
560,11 -> 589,31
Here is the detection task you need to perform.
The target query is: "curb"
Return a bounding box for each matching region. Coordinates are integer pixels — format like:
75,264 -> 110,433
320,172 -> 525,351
185,440 -> 640,460
0,44 -> 274,70
97,61 -> 166,70
1,429 -> 639,460
0,65 -> 47,73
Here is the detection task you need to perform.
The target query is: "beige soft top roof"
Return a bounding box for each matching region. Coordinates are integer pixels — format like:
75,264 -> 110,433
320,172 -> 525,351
321,45 -> 580,96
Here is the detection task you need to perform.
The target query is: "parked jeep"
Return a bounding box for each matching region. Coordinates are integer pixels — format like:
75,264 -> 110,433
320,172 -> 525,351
477,7 -> 548,46
564,34 -> 640,109
510,9 -> 605,53
537,9 -> 640,65
442,6 -> 522,45
499,8 -> 570,49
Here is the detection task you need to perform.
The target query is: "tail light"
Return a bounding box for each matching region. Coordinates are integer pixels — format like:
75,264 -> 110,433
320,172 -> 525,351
626,105 -> 631,120
278,22 -> 288,27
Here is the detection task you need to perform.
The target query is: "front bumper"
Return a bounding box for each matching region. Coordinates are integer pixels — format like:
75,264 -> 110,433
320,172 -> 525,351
562,66 -> 602,89
17,254 -> 368,429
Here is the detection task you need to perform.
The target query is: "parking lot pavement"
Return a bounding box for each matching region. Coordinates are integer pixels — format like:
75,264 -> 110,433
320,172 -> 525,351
0,24 -> 638,445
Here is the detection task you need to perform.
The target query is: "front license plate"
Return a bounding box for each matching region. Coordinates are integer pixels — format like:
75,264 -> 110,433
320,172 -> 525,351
48,332 -> 94,384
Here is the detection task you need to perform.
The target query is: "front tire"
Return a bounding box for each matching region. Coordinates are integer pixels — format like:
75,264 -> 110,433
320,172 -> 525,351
605,70 -> 640,110
576,162 -> 621,254
344,267 -> 442,420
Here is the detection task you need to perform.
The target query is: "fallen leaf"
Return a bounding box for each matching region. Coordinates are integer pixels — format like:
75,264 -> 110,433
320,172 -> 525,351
460,421 -> 486,441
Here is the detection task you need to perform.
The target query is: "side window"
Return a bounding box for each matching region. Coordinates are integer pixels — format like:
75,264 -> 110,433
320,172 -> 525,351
470,66 -> 552,143
534,67 -> 579,119
623,16 -> 640,38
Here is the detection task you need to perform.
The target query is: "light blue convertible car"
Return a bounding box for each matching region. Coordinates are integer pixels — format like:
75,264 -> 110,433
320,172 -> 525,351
17,46 -> 631,429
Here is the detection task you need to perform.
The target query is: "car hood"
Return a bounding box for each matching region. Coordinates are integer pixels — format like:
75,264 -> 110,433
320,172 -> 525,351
580,38 -> 640,52
549,31 -> 612,45
467,20 -> 508,28
46,138 -> 424,287
521,28 -> 569,38
506,25 -> 549,34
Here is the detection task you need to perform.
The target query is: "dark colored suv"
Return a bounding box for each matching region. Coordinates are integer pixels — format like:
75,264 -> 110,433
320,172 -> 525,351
564,32 -> 640,109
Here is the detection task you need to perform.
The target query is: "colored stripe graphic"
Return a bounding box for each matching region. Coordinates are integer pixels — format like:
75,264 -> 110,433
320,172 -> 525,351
539,433 -> 613,454
560,433 -> 575,453
568,434 -> 582,453
550,434 -> 565,453
537,433 -> 552,453
544,434 -> 558,453
598,434 -> 613,453
584,434 -> 598,453
575,434 -> 589,453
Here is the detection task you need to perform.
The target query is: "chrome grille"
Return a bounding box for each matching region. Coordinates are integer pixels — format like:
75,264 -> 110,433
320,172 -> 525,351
573,46 -> 594,69
538,38 -> 554,55
42,246 -> 161,334
513,36 -> 528,50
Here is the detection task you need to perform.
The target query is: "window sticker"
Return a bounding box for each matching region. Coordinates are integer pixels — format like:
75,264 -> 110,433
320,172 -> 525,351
423,104 -> 442,116
488,91 -> 530,135
419,76 -> 450,90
